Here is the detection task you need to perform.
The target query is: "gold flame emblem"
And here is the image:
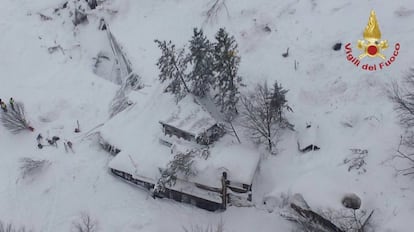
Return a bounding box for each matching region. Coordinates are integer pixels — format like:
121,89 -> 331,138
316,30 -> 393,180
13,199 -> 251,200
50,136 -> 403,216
357,10 -> 388,59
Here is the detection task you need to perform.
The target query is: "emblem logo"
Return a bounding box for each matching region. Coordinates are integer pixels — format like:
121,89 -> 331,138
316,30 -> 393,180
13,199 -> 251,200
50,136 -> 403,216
357,10 -> 388,60
345,10 -> 400,71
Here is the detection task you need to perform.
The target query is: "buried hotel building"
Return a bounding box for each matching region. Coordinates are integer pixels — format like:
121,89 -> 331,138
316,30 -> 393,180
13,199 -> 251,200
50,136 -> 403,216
99,96 -> 260,211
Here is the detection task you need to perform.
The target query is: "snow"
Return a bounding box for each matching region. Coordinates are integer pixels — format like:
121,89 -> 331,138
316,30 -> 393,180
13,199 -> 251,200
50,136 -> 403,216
107,118 -> 260,189
0,0 -> 414,231
159,95 -> 218,137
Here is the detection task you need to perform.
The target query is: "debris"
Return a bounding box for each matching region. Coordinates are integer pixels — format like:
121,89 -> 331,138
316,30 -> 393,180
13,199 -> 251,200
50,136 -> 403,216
38,13 -> 53,21
343,149 -> 368,174
47,138 -> 58,147
333,42 -> 342,51
75,120 -> 81,133
47,45 -> 64,54
282,47 -> 289,57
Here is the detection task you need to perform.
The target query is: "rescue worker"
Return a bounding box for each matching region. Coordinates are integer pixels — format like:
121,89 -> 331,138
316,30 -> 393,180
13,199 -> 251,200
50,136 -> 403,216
67,141 -> 73,149
9,97 -> 14,110
36,133 -> 43,143
0,99 -> 7,112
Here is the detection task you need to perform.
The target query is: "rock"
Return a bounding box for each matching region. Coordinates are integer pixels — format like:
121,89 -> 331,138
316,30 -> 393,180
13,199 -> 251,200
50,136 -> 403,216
342,193 -> 361,209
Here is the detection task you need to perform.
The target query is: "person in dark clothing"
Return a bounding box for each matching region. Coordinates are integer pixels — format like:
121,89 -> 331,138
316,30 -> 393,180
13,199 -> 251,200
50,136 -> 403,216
67,141 -> 73,149
64,140 -> 74,153
36,133 -> 43,143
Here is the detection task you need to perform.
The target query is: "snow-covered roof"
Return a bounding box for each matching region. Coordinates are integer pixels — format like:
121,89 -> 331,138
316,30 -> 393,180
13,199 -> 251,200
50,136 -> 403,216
159,95 -> 218,137
100,91 -> 259,196
108,141 -> 260,192
297,123 -> 320,150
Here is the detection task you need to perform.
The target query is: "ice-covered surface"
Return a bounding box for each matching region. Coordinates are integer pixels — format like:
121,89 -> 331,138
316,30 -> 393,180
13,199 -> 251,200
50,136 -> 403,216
1,0 -> 414,231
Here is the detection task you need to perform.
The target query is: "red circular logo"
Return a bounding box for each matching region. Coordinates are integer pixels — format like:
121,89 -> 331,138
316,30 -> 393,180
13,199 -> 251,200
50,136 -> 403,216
367,45 -> 378,56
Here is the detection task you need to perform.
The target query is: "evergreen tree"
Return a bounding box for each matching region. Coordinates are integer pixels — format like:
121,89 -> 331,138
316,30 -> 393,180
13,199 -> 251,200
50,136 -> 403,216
188,28 -> 214,97
270,80 -> 293,126
155,40 -> 190,101
212,28 -> 242,118
154,151 -> 197,194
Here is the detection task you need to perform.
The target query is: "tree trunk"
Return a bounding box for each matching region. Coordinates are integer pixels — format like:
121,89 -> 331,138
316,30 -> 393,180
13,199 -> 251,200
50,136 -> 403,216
268,138 -> 272,152
173,63 -> 191,93
229,121 -> 241,144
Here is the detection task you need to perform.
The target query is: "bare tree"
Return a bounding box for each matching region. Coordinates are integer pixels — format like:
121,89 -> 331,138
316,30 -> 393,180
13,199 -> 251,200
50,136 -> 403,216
390,136 -> 414,176
203,0 -> 230,25
240,81 -> 292,153
72,212 -> 98,232
183,220 -> 224,232
1,102 -> 33,134
388,68 -> 414,129
388,68 -> 414,176
0,220 -> 31,232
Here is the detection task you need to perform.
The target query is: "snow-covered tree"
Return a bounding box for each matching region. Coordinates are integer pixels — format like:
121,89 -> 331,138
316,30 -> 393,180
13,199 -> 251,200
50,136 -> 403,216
269,80 -> 293,128
155,40 -> 190,101
20,157 -> 50,180
154,151 -> 197,194
69,0 -> 89,26
1,102 -> 33,134
240,81 -> 292,153
188,28 -> 214,97
212,28 -> 242,118
72,212 -> 98,232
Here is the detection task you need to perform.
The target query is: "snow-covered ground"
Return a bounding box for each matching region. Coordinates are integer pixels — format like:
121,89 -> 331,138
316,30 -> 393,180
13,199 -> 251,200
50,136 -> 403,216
0,0 -> 413,231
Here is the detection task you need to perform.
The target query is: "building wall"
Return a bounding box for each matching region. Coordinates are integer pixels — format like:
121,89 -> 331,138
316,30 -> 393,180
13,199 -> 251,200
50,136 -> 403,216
111,168 -> 224,211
